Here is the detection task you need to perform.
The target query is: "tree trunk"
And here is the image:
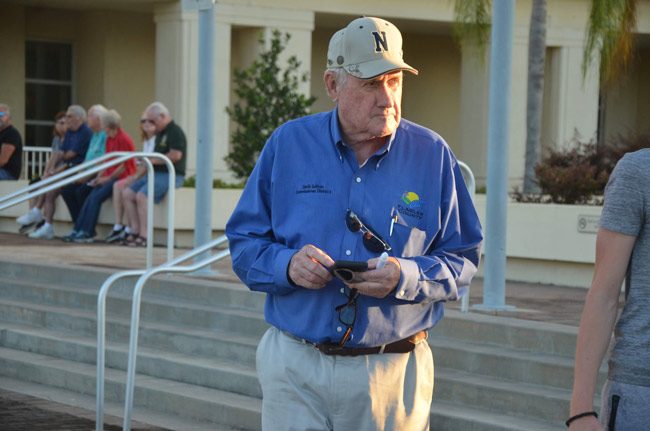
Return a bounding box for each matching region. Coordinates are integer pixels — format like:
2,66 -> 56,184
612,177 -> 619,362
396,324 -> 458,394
523,0 -> 547,193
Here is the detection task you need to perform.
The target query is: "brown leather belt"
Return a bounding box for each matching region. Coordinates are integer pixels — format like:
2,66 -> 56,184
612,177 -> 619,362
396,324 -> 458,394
314,331 -> 428,357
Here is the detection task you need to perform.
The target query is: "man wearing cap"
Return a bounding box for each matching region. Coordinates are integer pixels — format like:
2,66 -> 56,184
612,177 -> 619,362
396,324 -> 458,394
0,104 -> 23,181
226,16 -> 482,430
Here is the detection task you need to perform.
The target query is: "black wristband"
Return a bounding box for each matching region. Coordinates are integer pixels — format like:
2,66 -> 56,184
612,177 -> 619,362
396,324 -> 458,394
565,411 -> 598,427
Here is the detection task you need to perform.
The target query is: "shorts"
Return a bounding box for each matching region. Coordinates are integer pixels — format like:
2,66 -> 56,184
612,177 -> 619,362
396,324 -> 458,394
600,378 -> 650,431
129,172 -> 184,204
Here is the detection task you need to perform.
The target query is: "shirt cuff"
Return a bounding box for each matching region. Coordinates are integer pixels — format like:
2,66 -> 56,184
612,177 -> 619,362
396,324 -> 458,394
274,248 -> 299,291
393,257 -> 419,301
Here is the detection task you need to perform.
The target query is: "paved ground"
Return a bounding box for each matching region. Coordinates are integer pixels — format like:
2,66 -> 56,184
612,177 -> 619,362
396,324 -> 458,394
0,231 -> 606,429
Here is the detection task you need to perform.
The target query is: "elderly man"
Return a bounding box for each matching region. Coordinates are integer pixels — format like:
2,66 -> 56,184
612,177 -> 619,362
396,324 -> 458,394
121,101 -> 186,246
60,104 -> 108,239
30,105 -> 92,239
0,104 -> 23,181
226,17 -> 483,431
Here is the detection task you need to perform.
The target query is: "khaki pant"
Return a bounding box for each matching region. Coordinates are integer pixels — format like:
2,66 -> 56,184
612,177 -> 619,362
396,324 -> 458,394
256,327 -> 434,431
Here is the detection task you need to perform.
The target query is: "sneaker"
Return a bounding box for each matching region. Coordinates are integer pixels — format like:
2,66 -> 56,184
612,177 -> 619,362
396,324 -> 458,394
73,232 -> 94,244
28,223 -> 54,240
18,220 -> 41,235
62,230 -> 80,242
105,228 -> 125,243
16,210 -> 43,226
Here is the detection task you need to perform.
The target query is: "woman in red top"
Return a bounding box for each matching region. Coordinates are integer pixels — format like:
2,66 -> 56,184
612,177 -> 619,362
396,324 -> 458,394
67,109 -> 136,243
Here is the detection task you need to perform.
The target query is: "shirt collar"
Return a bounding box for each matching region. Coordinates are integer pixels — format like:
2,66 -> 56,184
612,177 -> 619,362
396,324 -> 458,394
329,108 -> 398,168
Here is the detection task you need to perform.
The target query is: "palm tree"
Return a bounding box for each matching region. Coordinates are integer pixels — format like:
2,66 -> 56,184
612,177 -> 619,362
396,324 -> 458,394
454,0 -> 638,189
523,0 -> 547,193
453,0 -> 547,193
583,0 -> 637,87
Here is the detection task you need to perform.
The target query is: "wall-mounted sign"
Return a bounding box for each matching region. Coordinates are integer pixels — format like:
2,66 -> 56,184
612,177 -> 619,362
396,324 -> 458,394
577,214 -> 600,234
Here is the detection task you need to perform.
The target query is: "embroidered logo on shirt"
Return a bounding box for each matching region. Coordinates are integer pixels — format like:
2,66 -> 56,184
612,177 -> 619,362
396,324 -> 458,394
295,184 -> 333,195
398,191 -> 424,220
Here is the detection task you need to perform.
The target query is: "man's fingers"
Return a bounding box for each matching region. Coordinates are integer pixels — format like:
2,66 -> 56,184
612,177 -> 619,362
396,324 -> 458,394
289,245 -> 334,289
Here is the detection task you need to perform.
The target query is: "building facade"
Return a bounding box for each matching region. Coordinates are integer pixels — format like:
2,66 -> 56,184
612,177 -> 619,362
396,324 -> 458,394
2,0 -> 650,186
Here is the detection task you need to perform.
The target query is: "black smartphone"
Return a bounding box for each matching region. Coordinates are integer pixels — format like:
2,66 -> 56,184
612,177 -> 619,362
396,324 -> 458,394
332,260 -> 368,283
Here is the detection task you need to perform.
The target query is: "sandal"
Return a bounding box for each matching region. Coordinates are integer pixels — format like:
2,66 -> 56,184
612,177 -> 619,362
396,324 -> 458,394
127,235 -> 147,247
121,233 -> 139,246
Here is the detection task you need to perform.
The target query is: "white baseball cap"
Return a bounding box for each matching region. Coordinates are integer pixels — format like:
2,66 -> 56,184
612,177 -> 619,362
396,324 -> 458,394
326,16 -> 418,79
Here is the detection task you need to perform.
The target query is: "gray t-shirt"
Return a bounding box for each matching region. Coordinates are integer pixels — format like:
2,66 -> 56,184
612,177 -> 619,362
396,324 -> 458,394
600,149 -> 650,387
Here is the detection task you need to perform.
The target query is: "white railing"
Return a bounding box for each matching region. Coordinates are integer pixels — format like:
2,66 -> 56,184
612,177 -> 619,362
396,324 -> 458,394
94,235 -> 231,431
21,146 -> 53,180
0,151 -> 176,268
458,160 -> 476,313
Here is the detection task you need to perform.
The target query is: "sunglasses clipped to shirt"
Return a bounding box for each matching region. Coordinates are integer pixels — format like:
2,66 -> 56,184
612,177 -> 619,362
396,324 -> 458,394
345,209 -> 392,253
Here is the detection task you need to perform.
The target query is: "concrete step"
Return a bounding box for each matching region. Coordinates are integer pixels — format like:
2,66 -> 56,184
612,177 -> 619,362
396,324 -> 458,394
429,401 -> 558,431
436,309 -> 578,357
0,260 -> 265,312
430,336 -> 607,391
0,258 -> 590,430
0,322 -> 261,398
435,367 -> 568,425
0,347 -> 262,430
0,295 -> 269,341
0,301 -> 263,366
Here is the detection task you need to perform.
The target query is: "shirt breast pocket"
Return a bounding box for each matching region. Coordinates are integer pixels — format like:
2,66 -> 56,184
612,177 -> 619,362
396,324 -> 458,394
391,222 -> 428,258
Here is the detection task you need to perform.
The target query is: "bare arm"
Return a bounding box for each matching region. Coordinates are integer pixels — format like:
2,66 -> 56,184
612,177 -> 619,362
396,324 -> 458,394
0,143 -> 16,167
569,228 -> 636,430
150,149 -> 183,165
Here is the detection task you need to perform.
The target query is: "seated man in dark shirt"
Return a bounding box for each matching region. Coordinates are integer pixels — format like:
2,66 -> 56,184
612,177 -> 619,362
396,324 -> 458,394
121,101 -> 186,246
0,103 -> 23,181
29,105 -> 92,240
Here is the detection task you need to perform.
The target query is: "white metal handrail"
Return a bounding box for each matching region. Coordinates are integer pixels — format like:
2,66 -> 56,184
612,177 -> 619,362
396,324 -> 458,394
458,160 -> 476,313
94,235 -> 230,431
0,151 -> 176,268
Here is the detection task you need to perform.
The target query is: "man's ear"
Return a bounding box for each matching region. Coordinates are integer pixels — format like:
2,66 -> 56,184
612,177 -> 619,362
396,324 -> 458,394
323,71 -> 338,101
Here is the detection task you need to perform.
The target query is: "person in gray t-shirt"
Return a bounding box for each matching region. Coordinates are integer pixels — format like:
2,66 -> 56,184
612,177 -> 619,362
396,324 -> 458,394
569,149 -> 650,431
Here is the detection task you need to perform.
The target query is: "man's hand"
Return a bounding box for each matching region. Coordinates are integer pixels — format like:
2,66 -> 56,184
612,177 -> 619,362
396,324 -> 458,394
288,245 -> 335,289
350,256 -> 401,298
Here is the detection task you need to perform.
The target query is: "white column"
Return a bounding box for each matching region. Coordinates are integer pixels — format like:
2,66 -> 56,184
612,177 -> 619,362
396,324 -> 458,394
154,3 -> 199,176
457,44 -> 489,186
213,19 -> 232,180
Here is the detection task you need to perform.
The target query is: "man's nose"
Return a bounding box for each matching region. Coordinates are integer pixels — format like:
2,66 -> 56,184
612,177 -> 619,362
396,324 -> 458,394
375,84 -> 392,107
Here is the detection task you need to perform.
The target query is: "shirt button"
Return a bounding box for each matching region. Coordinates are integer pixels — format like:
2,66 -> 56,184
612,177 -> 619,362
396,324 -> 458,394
399,290 -> 406,297
355,177 -> 361,183
345,250 -> 351,256
340,288 -> 345,294
336,326 -> 342,332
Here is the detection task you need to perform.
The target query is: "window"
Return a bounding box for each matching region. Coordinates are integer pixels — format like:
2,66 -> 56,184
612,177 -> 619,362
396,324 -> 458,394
25,41 -> 73,148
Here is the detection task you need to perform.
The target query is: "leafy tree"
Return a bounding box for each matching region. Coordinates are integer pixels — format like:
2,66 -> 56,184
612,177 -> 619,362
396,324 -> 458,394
225,30 -> 316,180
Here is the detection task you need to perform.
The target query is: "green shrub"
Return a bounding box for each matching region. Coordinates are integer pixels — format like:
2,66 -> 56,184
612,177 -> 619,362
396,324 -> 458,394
225,30 -> 316,180
182,176 -> 245,189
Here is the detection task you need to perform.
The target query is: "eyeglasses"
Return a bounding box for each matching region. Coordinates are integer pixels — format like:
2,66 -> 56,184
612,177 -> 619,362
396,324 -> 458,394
346,209 -> 391,253
335,288 -> 359,347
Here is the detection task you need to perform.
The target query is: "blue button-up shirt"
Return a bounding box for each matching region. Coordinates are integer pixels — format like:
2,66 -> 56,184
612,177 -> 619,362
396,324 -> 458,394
226,109 -> 483,347
62,124 -> 92,166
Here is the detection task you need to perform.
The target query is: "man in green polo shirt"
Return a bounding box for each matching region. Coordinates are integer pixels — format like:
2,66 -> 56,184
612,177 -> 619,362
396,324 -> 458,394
121,101 -> 186,246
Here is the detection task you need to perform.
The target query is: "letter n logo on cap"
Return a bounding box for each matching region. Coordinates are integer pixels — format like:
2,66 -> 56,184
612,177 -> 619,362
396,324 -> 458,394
372,31 -> 389,52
